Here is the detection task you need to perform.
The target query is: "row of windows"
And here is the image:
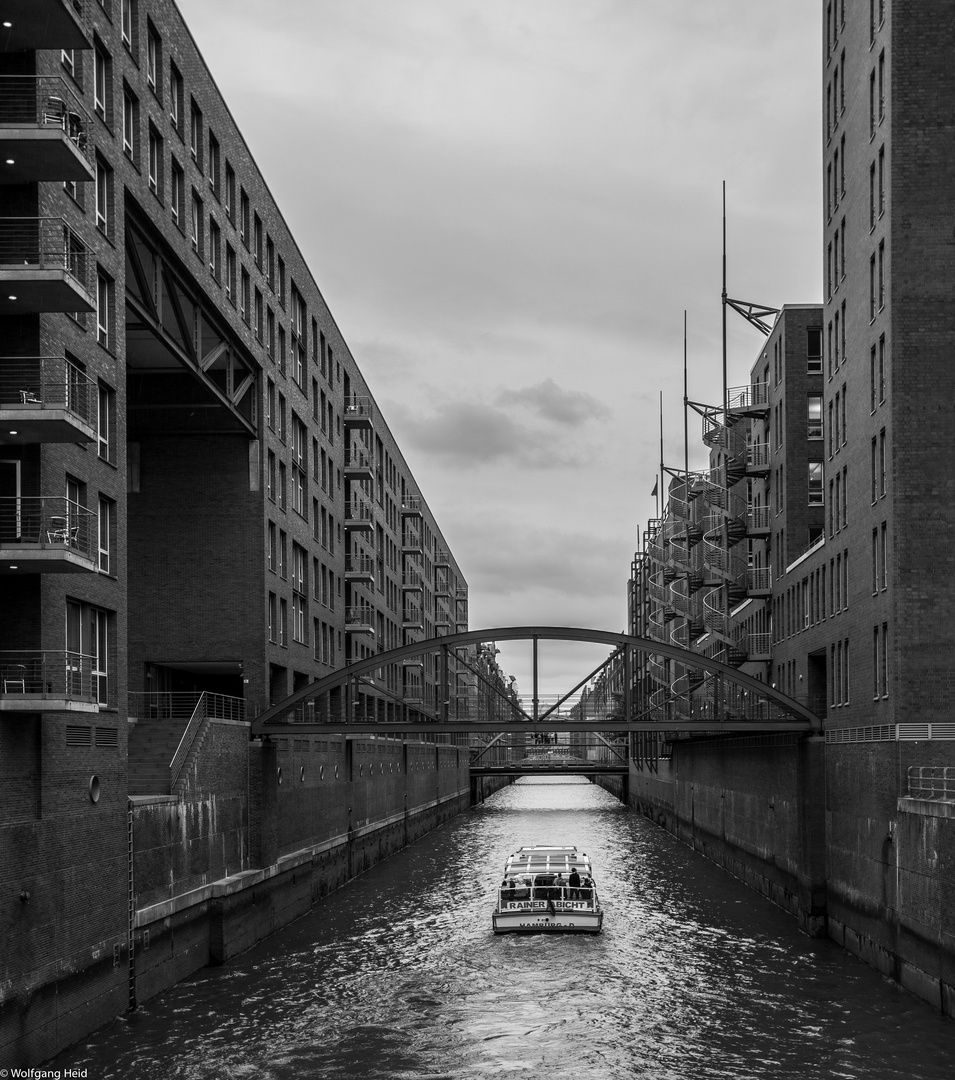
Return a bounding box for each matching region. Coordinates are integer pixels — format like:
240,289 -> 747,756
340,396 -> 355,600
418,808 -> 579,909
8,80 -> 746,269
774,550 -> 849,642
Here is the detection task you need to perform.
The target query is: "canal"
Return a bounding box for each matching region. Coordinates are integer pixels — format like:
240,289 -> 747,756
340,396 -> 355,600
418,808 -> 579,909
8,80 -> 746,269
58,778 -> 954,1079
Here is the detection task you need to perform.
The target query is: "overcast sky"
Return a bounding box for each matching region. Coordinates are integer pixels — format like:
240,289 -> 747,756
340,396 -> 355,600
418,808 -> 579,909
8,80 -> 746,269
178,0 -> 822,700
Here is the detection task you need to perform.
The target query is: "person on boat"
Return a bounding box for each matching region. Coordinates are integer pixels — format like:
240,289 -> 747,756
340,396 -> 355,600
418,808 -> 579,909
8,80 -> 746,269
579,875 -> 593,905
568,867 -> 581,899
552,872 -> 566,901
501,878 -> 516,902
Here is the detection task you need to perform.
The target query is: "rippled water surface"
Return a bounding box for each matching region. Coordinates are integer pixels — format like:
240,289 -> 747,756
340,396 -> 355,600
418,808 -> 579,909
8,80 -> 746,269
59,778 -> 955,1079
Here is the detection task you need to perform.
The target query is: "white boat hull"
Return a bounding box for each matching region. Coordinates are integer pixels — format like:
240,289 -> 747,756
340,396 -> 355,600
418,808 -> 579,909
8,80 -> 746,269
493,902 -> 602,934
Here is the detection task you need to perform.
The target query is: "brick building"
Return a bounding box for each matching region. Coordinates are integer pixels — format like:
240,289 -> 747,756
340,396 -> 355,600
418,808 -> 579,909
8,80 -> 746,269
1,0 -> 468,1058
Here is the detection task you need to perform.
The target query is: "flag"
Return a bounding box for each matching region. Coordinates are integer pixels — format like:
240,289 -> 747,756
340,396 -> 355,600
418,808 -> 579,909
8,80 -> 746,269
650,480 -> 658,497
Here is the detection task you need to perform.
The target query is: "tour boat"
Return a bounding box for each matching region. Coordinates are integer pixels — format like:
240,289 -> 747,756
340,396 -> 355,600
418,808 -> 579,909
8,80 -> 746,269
492,845 -> 603,934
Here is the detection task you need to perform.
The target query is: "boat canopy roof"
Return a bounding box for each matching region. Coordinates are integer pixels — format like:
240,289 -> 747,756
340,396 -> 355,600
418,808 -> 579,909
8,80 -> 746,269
503,845 -> 593,876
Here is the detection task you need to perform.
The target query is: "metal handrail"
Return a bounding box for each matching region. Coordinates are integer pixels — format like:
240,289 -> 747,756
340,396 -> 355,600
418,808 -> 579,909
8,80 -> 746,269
0,216 -> 92,294
0,495 -> 96,556
344,500 -> 373,523
0,75 -> 93,164
344,447 -> 373,470
0,355 -> 95,418
907,766 -> 955,801
0,650 -> 95,700
344,396 -> 373,420
345,555 -> 375,576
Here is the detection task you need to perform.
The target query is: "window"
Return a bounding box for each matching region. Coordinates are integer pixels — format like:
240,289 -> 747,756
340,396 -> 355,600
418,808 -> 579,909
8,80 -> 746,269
268,593 -> 277,642
96,270 -> 112,349
190,99 -> 202,167
291,416 -> 307,516
292,544 -> 307,643
807,328 -> 822,373
224,163 -> 235,221
267,307 -> 275,359
98,496 -> 114,574
95,156 -> 111,233
878,50 -> 885,123
278,461 -> 287,511
254,287 -> 263,342
880,522 -> 888,591
279,598 -> 288,647
225,243 -> 236,304
61,48 -> 75,79
240,188 -> 250,246
878,334 -> 886,404
170,157 -> 184,228
146,22 -> 160,91
266,379 -> 275,430
278,256 -> 286,307
240,267 -> 250,324
253,213 -> 263,268
170,62 -> 183,132
869,253 -> 876,320
869,162 -> 876,231
878,240 -> 885,310
97,381 -> 113,459
121,0 -> 135,50
67,602 -> 110,705
147,124 -> 162,196
266,236 -> 275,288
94,42 -> 110,120
808,394 -> 823,439
209,217 -> 220,280
879,428 -> 887,496
267,449 -> 276,502
122,86 -> 139,162
808,462 -> 824,505
869,69 -> 876,139
208,131 -> 220,196
190,190 -> 203,255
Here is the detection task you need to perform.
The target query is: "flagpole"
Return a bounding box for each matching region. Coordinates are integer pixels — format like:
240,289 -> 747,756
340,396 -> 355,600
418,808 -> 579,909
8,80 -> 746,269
658,391 -> 664,519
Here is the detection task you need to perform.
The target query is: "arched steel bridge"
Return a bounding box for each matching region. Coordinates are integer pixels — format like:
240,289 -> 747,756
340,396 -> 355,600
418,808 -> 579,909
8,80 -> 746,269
251,626 -> 820,740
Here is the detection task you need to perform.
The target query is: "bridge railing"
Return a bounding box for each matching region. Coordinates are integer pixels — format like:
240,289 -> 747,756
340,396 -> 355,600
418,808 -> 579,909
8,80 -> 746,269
907,766 -> 955,801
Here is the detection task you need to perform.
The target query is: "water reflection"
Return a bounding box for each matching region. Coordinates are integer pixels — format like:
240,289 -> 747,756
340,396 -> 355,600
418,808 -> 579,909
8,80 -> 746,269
59,778 -> 954,1079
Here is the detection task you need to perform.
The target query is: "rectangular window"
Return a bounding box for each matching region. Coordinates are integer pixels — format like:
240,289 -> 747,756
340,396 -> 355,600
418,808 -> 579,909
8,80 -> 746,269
209,217 -> 220,280
94,42 -> 110,120
95,156 -> 111,233
880,522 -> 888,591
266,236 -> 275,288
146,22 -> 160,91
98,495 -> 113,574
267,450 -> 276,502
170,62 -> 183,132
268,593 -> 277,642
869,69 -> 876,139
869,162 -> 875,231
240,188 -> 250,247
871,527 -> 879,594
96,270 -> 112,349
122,87 -> 138,160
279,598 -> 287,647
97,381 -> 113,459
190,100 -> 202,168
171,157 -> 184,228
225,243 -> 236,304
878,240 -> 885,310
879,428 -> 887,496
190,190 -> 203,256
122,0 -> 134,49
278,256 -> 286,307
225,163 -> 235,221
267,307 -> 275,359
807,328 -> 822,373
869,254 -> 876,320
878,145 -> 885,217
878,50 -> 885,122
878,335 -> 886,403
808,394 -> 823,439
208,131 -> 220,196
254,213 -> 263,268
808,462 -> 824,505
240,267 -> 250,324
147,124 -> 162,196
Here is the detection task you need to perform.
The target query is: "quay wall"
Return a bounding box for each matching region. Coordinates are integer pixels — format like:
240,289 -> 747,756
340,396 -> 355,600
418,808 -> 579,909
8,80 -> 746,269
1,726 -> 482,1067
627,733 -> 955,1019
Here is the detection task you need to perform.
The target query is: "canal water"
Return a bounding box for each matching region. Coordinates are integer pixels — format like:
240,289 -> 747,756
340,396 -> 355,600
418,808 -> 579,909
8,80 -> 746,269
59,778 -> 954,1079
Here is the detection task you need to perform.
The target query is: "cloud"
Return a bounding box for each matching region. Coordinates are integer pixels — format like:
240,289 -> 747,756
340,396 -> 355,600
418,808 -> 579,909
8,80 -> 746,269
497,378 -> 611,426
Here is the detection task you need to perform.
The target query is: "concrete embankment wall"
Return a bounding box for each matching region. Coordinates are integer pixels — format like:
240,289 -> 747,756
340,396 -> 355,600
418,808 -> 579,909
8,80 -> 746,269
626,733 -> 955,1019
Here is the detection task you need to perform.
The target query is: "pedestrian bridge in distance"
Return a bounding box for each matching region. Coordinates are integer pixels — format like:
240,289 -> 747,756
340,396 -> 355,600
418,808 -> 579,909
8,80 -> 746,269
251,627 -> 821,748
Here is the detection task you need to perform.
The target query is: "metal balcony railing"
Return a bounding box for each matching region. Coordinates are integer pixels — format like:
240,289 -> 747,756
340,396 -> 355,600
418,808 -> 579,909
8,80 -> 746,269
0,355 -> 95,419
345,605 -> 375,628
401,494 -> 422,514
402,569 -> 423,589
345,555 -> 375,577
907,767 -> 955,801
1,650 -> 97,702
343,396 -> 373,422
726,382 -> 770,412
344,447 -> 373,471
747,504 -> 771,532
402,531 -> 422,549
434,549 -> 450,566
747,442 -> 772,471
0,495 -> 96,556
747,566 -> 772,593
0,75 -> 93,162
0,216 -> 92,294
344,500 -> 374,525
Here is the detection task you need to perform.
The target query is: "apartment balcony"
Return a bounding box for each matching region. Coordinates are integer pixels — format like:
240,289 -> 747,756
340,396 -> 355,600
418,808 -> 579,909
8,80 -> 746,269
746,503 -> 771,537
0,217 -> 94,313
402,607 -> 424,630
0,650 -> 98,712
402,531 -> 423,556
401,494 -> 423,518
345,605 -> 376,635
343,446 -> 374,482
402,568 -> 423,592
344,499 -> 374,533
436,605 -> 452,630
1,0 -> 91,51
0,356 -> 96,445
1,495 -> 97,573
344,555 -> 375,585
726,382 -> 770,417
746,442 -> 771,476
747,566 -> 772,596
434,549 -> 450,568
402,655 -> 424,669
735,629 -> 771,662
343,396 -> 373,430
434,575 -> 450,598
0,76 -> 94,184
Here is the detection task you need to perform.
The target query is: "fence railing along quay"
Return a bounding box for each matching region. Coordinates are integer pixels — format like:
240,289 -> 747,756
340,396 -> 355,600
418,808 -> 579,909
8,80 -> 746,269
907,766 -> 955,802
